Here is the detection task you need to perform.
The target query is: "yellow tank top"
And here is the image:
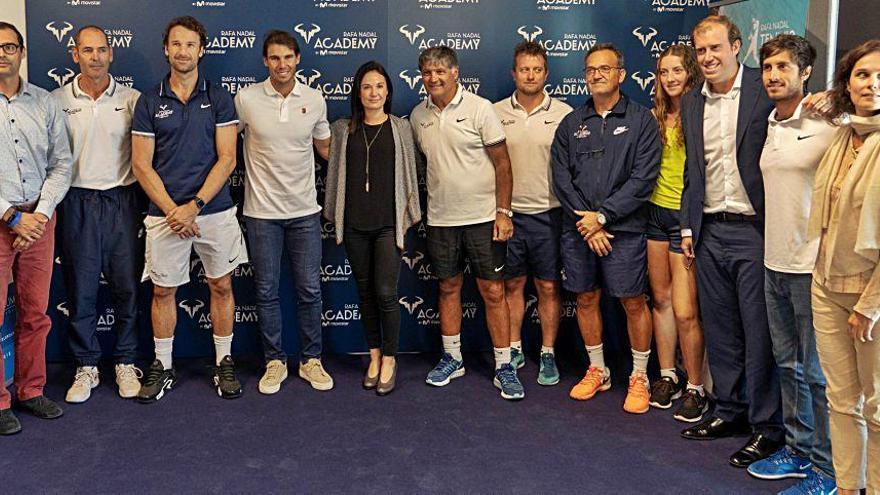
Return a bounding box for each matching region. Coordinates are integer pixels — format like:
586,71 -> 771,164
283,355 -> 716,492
650,127 -> 685,210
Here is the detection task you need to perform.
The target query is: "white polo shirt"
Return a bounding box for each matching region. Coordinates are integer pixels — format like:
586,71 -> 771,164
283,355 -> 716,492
234,78 -> 330,219
52,74 -> 140,190
760,97 -> 837,273
494,92 -> 571,215
410,85 -> 507,227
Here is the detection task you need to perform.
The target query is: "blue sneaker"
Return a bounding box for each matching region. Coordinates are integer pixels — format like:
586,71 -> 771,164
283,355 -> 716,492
493,363 -> 525,400
748,447 -> 812,480
425,353 -> 465,387
537,352 -> 560,386
778,469 -> 837,495
510,348 -> 525,370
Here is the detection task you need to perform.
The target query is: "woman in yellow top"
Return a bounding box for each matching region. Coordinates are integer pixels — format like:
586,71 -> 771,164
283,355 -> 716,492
809,39 -> 880,495
645,45 -> 708,422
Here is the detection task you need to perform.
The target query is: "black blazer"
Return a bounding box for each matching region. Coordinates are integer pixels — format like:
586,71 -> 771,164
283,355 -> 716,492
679,66 -> 774,246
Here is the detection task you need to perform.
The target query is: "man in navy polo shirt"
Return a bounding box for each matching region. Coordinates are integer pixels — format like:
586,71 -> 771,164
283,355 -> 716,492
131,16 -> 247,402
551,43 -> 660,414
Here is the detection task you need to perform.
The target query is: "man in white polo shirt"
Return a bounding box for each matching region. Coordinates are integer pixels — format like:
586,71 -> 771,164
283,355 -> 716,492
746,34 -> 837,494
410,46 -> 523,400
234,30 -> 332,395
53,25 -> 143,403
493,41 -> 571,387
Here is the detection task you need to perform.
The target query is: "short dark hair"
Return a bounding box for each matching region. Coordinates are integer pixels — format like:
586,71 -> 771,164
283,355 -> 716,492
760,34 -> 816,73
262,30 -> 300,58
163,16 -> 208,48
418,46 -> 458,71
829,39 -> 880,117
586,42 -> 625,69
512,41 -> 547,71
692,15 -> 742,46
75,25 -> 110,47
348,60 -> 394,134
0,22 -> 24,49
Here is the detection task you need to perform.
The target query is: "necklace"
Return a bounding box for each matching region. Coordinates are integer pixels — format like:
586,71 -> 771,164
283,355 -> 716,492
361,119 -> 385,192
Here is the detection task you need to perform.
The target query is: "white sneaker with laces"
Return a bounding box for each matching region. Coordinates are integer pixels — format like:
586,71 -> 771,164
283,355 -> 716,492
259,359 -> 288,395
115,364 -> 143,399
66,366 -> 100,403
298,358 -> 334,391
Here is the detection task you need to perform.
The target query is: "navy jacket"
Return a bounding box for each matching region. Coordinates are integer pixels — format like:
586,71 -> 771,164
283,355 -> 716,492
551,93 -> 660,233
679,66 -> 774,245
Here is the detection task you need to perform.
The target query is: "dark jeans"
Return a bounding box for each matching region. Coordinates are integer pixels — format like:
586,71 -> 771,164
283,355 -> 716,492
245,213 -> 323,363
59,185 -> 143,367
695,219 -> 783,441
765,269 -> 833,475
344,226 -> 401,356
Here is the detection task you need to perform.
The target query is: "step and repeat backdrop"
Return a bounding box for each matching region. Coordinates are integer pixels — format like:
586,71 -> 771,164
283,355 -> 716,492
6,0 -> 715,366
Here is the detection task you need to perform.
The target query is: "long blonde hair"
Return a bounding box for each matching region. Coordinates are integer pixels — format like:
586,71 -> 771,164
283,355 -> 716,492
653,45 -> 702,146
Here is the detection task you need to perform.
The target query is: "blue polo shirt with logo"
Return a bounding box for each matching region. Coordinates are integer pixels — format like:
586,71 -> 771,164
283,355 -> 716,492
132,75 -> 238,216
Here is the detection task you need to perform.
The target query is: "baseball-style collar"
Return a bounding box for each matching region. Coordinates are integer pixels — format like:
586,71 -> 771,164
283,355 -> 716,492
582,92 -> 629,119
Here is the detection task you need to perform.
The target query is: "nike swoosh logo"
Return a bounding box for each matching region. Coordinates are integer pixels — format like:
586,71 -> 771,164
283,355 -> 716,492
201,103 -> 212,109
544,120 -> 555,124
456,117 -> 467,122
797,134 -> 815,140
114,107 -> 125,112
228,254 -> 239,264
797,463 -> 811,470
494,265 -> 504,273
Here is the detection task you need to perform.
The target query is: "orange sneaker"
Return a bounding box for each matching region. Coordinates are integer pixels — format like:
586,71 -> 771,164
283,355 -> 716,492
623,373 -> 650,414
569,366 -> 611,400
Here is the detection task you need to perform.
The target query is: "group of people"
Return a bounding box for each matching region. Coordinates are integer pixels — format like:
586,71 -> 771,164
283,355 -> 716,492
0,12 -> 877,495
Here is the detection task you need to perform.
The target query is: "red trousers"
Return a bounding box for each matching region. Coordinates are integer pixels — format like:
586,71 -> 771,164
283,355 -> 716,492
0,216 -> 56,409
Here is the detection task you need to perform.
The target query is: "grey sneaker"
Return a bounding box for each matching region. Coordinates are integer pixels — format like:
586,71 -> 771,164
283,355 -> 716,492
259,359 -> 288,395
299,358 -> 334,391
537,352 -> 560,386
66,366 -> 99,403
115,364 -> 143,399
493,363 -> 525,400
510,348 -> 525,370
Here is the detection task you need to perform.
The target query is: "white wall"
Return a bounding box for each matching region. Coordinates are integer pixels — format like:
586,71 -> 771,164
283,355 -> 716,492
2,0 -> 28,80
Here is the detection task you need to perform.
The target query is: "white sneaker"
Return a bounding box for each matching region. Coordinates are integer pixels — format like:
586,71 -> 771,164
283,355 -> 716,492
115,364 -> 143,399
66,366 -> 99,403
298,358 -> 334,391
258,359 -> 288,395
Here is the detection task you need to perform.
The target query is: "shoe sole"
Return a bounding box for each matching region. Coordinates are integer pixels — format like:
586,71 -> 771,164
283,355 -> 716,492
137,378 -> 176,404
0,425 -> 22,435
624,403 -> 650,414
649,390 -> 682,409
680,429 -> 751,440
513,360 -> 524,370
747,468 -> 811,480
569,381 -> 611,401
425,367 -> 465,387
673,403 -> 709,423
537,375 -> 560,386
217,388 -> 243,399
493,377 -> 525,400
66,379 -> 100,404
298,369 -> 334,391
259,372 -> 288,395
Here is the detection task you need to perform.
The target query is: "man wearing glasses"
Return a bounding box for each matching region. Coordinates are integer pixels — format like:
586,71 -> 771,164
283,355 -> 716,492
551,43 -> 660,414
0,21 -> 73,434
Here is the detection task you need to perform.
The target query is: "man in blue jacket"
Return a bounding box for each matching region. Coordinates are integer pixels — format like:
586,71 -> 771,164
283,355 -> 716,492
551,43 -> 660,414
678,15 -> 784,468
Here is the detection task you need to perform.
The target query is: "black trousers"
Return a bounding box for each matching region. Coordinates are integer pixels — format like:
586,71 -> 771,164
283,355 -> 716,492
695,219 -> 783,441
343,226 -> 401,356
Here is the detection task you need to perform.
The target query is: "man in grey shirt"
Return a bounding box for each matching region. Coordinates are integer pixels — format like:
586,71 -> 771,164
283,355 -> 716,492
0,21 -> 73,435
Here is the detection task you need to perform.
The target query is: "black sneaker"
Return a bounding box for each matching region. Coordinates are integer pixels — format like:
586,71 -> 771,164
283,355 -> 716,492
674,388 -> 709,423
649,375 -> 684,409
0,408 -> 22,435
213,355 -> 243,399
18,395 -> 64,419
137,360 -> 177,403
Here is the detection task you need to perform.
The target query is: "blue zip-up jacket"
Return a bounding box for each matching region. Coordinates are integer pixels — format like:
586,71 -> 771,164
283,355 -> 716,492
550,93 -> 661,233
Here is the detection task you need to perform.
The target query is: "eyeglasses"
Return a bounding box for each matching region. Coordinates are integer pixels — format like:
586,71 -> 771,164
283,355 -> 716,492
0,43 -> 21,55
584,65 -> 620,77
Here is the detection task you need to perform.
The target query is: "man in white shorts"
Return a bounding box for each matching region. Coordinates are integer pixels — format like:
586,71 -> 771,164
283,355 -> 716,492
131,16 -> 247,402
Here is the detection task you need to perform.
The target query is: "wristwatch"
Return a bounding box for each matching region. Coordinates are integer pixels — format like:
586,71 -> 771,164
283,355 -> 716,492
193,196 -> 206,211
496,207 -> 513,218
597,212 -> 607,226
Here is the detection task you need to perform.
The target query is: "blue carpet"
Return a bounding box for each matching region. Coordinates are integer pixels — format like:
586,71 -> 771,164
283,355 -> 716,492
1,353 -> 789,494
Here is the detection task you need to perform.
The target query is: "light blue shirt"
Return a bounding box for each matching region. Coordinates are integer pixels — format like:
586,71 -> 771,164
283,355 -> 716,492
0,80 -> 72,217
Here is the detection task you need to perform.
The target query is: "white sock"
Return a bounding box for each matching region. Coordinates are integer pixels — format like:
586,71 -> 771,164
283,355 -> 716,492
660,368 -> 678,382
632,348 -> 651,375
154,337 -> 174,370
494,347 -> 511,369
687,382 -> 705,396
586,343 -> 605,371
510,340 -> 522,352
541,345 -> 555,355
213,333 -> 233,366
442,334 -> 462,362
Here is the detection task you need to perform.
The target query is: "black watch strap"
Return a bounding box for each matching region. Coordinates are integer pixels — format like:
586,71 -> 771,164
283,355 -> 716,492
194,196 -> 206,211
